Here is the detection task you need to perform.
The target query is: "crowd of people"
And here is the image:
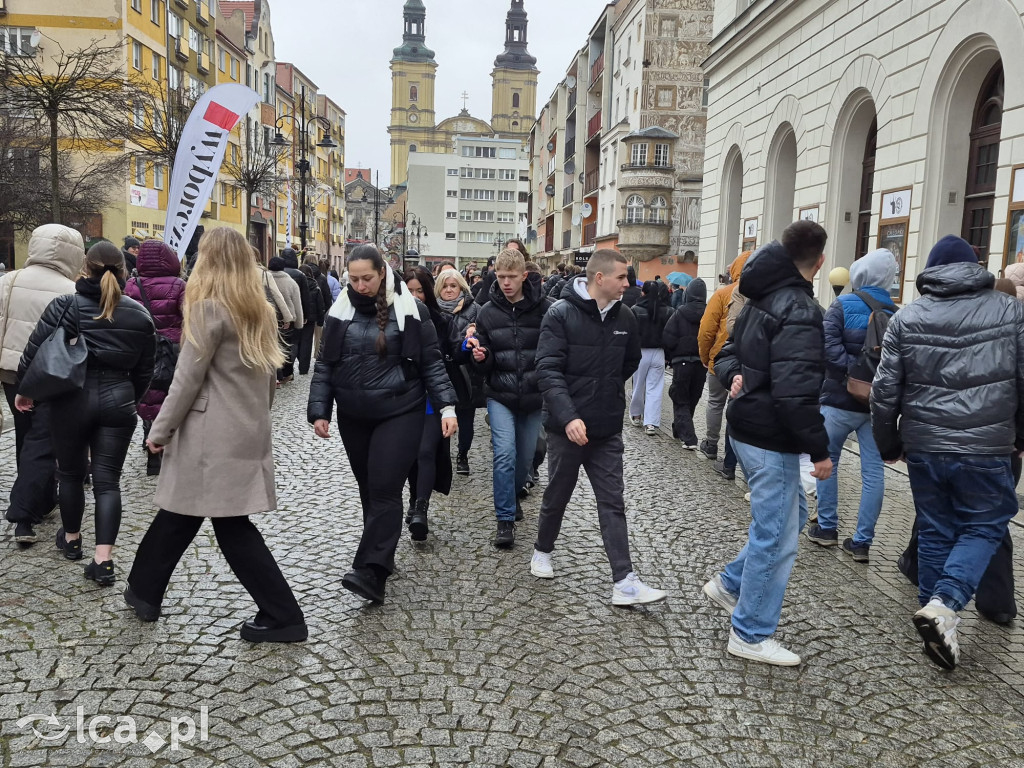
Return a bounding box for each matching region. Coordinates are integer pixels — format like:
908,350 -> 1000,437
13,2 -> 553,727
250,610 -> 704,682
0,220 -> 1020,672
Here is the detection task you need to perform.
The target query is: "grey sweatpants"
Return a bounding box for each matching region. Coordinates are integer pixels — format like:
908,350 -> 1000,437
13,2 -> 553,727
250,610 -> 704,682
704,372 -> 729,448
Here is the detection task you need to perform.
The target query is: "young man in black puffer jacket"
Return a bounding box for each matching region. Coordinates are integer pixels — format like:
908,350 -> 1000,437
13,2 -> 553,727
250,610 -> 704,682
469,248 -> 553,548
662,277 -> 707,448
531,249 -> 666,607
703,220 -> 832,668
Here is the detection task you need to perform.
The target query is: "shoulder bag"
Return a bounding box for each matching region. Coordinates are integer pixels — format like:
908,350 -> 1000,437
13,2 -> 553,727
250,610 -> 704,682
19,296 -> 89,401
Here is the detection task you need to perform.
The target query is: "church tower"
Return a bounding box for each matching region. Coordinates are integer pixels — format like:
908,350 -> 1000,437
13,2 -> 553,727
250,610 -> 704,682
491,0 -> 539,145
388,0 -> 437,187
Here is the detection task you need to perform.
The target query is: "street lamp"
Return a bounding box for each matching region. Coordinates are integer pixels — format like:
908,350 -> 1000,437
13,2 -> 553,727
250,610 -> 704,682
405,213 -> 427,262
373,171 -> 394,247
269,84 -> 336,251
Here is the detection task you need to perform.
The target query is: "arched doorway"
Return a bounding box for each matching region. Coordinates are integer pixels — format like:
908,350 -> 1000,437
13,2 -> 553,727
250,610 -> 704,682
825,92 -> 877,277
961,63 -> 1003,261
718,147 -> 743,269
764,125 -> 797,242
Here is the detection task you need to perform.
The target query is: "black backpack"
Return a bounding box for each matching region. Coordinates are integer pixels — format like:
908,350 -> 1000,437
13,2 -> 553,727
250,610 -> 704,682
132,278 -> 179,392
846,290 -> 896,404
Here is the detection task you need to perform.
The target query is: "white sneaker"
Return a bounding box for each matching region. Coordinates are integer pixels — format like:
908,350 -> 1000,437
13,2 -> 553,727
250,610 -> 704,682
727,629 -> 801,666
612,572 -> 667,606
913,597 -> 961,670
702,574 -> 737,616
630,416 -> 643,427
645,424 -> 657,436
744,492 -> 751,502
530,549 -> 554,579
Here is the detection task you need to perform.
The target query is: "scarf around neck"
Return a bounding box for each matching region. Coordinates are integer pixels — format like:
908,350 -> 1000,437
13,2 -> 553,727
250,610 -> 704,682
437,291 -> 471,315
329,262 -> 418,331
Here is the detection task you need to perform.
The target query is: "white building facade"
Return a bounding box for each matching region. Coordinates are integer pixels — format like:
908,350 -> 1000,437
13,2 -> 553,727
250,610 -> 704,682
407,136 -> 529,269
699,0 -> 1020,302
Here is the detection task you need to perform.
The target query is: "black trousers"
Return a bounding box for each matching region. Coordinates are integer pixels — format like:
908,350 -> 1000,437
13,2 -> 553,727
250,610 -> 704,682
49,375 -> 136,544
4,382 -> 57,524
455,406 -> 475,455
296,322 -> 316,375
409,411 -> 442,502
339,409 -> 423,574
127,509 -> 304,626
669,360 -> 706,444
277,326 -> 296,380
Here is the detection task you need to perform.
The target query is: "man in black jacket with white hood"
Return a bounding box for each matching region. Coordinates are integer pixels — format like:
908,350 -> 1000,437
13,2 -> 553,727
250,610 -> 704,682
531,249 -> 666,607
703,220 -> 832,667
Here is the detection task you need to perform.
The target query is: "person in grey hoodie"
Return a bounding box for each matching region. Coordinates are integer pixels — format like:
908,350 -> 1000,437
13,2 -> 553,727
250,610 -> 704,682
872,235 -> 1024,670
0,225 -> 84,544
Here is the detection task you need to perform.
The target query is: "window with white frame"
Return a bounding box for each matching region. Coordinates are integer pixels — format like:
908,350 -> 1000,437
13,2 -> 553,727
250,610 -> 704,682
496,211 -> 515,223
168,13 -> 182,38
154,164 -> 165,190
497,190 -> 515,202
446,211 -> 457,219
154,110 -> 164,133
499,169 -> 516,181
218,47 -> 226,72
151,0 -> 162,24
219,183 -> 226,205
169,66 -> 182,90
132,41 -> 142,70
650,195 -> 668,223
446,233 -> 456,240
447,168 -> 459,176
189,27 -> 202,53
473,211 -> 494,222
131,0 -> 142,11
151,52 -> 161,80
135,158 -> 146,186
461,145 -> 496,158
2,27 -> 38,57
446,190 -> 458,198
231,58 -> 238,81
626,194 -> 645,223
133,101 -> 145,129
498,148 -> 517,159
231,187 -> 238,207
459,210 -> 473,221
630,143 -> 648,166
654,143 -> 671,167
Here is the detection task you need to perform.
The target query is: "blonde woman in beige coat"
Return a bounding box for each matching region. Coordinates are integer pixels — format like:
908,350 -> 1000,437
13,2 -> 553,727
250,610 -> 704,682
123,227 -> 306,644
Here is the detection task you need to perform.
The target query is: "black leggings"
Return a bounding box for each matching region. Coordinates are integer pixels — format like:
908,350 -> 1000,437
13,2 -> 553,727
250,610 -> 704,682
339,409 -> 423,573
456,406 -> 475,455
49,375 -> 136,545
408,411 -> 442,502
127,510 -> 304,626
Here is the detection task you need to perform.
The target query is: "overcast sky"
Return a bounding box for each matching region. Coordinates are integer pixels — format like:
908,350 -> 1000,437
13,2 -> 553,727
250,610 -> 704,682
272,0 -> 606,183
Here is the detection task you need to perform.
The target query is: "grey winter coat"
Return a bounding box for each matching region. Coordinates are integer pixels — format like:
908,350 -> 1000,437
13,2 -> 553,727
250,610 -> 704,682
870,262 -> 1024,460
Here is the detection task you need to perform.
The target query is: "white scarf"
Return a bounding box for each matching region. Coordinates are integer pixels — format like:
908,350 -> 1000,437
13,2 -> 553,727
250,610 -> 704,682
328,262 -> 419,331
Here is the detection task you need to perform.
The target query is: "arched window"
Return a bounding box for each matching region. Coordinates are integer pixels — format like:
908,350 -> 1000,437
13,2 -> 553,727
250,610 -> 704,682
409,144 -> 417,153
410,85 -> 418,102
962,63 -> 1003,260
626,194 -> 645,223
512,93 -> 520,109
651,195 -> 668,223
856,119 -> 877,260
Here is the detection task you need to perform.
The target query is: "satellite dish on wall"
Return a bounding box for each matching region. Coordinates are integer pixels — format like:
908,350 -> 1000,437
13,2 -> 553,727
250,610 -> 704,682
565,75 -> 577,89
546,141 -> 555,152
29,30 -> 42,48
572,213 -> 582,227
544,184 -> 556,197
581,202 -> 593,218
564,160 -> 575,175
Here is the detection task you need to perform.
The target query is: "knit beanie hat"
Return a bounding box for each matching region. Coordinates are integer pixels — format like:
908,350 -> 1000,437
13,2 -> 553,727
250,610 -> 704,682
268,256 -> 286,272
926,235 -> 977,269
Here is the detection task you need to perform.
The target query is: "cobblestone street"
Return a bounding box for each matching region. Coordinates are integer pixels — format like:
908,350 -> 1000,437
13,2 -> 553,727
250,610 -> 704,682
2,375 -> 1024,767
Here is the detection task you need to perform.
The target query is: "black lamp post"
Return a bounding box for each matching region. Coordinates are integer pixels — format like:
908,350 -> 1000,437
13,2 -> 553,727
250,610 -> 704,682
269,84 -> 336,251
405,213 -> 427,259
373,171 -> 395,248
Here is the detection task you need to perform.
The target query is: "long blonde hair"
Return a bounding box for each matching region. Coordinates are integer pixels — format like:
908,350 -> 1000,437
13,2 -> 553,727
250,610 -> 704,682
83,241 -> 125,321
183,227 -> 285,371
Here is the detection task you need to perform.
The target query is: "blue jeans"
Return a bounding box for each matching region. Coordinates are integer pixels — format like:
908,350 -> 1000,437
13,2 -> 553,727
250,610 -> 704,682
487,400 -> 542,522
720,439 -> 808,644
814,405 -> 884,545
905,452 -> 1018,611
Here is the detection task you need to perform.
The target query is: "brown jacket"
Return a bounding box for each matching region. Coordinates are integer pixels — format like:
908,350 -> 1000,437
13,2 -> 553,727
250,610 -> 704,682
698,251 -> 752,372
150,301 -> 277,517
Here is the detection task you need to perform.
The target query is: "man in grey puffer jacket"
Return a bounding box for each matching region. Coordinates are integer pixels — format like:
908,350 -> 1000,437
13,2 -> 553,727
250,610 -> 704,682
872,234 -> 1024,671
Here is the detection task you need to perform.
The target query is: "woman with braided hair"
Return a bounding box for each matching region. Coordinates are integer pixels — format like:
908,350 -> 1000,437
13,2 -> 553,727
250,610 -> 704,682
308,245 -> 457,604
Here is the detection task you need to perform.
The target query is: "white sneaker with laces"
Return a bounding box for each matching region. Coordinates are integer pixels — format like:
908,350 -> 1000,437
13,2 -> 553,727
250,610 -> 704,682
630,416 -> 643,427
727,629 -> 801,666
702,574 -> 737,616
530,549 -> 554,579
913,596 -> 961,670
612,572 -> 667,606
645,424 -> 657,436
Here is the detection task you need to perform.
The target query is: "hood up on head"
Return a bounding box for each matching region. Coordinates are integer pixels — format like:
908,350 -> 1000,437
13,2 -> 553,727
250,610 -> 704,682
729,251 -> 753,283
24,224 -> 86,280
281,248 -> 299,270
850,248 -> 898,291
136,240 -> 182,278
684,277 -> 707,304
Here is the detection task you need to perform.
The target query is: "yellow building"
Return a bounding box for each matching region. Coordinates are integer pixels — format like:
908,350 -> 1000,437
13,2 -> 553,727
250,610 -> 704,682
387,0 -> 539,188
317,94 -> 346,264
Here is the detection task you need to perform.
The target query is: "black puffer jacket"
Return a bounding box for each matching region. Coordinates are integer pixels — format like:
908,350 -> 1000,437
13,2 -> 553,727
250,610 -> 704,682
306,300 -> 456,423
473,277 -> 553,412
871,262 -> 1024,460
537,277 -> 642,441
714,242 -> 828,461
307,263 -> 332,320
18,278 -> 156,403
442,297 -> 484,407
663,278 -> 707,364
282,249 -> 315,324
631,283 -> 673,349
473,270 -> 498,306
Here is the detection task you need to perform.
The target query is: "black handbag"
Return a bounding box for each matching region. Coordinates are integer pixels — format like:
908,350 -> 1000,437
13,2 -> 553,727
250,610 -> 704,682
133,277 -> 179,391
19,297 -> 88,401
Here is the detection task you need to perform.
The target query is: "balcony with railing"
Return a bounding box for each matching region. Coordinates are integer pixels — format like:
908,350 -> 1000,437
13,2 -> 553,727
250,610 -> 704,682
564,136 -> 576,161
196,0 -> 208,24
589,53 -> 604,89
583,222 -> 596,245
584,167 -> 600,193
562,183 -> 575,208
587,111 -> 602,140
174,37 -> 189,62
196,50 -> 208,74
618,162 -> 675,191
567,89 -> 577,115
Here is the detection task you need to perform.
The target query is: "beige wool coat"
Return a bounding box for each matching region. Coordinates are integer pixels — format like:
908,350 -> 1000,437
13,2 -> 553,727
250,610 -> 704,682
150,300 -> 277,517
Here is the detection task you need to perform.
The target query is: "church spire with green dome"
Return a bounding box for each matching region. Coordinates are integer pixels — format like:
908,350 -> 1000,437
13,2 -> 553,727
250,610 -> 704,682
393,0 -> 436,63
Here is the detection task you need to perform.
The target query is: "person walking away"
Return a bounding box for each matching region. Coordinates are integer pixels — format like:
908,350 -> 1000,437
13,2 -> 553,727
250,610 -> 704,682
15,242 -> 155,583
435,267 -> 483,476
703,222 -> 832,666
662,277 -> 707,449
531,249 -> 666,605
402,267 -> 454,541
0,224 -> 84,544
280,248 -> 316,375
803,248 -> 897,559
125,240 -> 186,476
308,245 -> 456,603
298,263 -> 326,371
697,252 -> 752,464
621,266 -> 642,308
468,248 -> 553,548
321,259 -> 342,302
124,227 -> 306,643
305,257 -> 332,355
267,257 -> 304,383
872,235 -> 1024,670
628,281 -> 673,435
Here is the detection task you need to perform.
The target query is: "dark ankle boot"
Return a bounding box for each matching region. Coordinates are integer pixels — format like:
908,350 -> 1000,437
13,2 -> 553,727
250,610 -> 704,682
408,497 -> 429,541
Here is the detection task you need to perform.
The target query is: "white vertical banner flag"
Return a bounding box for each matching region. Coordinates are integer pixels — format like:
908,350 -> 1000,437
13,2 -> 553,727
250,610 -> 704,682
286,190 -> 293,247
164,83 -> 260,260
